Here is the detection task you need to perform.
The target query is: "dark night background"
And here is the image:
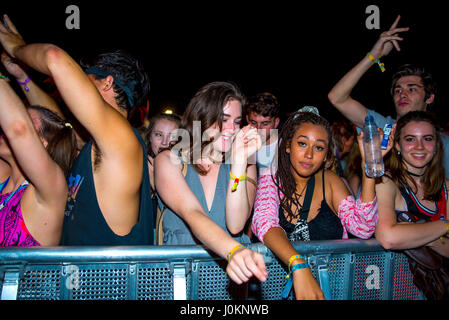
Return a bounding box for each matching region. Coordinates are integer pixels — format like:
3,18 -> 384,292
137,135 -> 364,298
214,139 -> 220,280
1,1 -> 448,126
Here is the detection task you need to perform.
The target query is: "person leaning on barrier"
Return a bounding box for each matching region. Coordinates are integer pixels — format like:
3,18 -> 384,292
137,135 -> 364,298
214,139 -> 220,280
0,14 -> 154,246
251,109 -> 394,299
154,81 -> 268,285
328,15 -> 449,179
0,71 -> 77,247
374,112 -> 449,258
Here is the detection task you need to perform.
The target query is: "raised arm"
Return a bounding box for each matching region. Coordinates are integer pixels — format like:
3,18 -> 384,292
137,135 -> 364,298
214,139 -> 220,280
0,15 -> 140,160
0,77 -> 66,201
226,125 -> 261,234
0,75 -> 67,246
155,150 -> 267,284
1,52 -> 62,117
328,15 -> 409,128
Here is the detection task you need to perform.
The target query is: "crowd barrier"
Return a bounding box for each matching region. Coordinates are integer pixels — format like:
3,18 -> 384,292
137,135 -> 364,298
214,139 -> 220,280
0,239 -> 424,300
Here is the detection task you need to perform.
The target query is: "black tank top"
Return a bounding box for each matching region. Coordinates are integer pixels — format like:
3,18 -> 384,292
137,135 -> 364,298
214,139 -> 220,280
60,128 -> 154,245
279,170 -> 344,241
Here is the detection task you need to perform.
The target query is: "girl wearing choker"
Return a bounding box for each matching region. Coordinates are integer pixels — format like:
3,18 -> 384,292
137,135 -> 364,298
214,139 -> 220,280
374,111 -> 449,257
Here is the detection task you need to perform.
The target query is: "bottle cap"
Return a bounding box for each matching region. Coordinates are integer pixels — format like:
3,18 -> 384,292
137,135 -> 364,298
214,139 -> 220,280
364,115 -> 375,124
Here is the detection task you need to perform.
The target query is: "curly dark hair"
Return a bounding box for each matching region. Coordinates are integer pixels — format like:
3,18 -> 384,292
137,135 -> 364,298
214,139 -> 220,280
274,111 -> 334,221
245,92 -> 280,119
80,50 -> 150,114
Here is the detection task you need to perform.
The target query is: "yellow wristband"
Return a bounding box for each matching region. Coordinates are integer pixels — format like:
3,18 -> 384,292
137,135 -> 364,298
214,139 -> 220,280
227,244 -> 245,262
229,172 -> 247,192
288,254 -> 305,272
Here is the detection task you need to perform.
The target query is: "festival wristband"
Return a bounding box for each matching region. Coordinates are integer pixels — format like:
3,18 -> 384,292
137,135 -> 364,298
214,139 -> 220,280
288,254 -> 305,272
17,76 -> 30,92
229,172 -> 247,192
367,52 -> 386,72
281,262 -> 310,299
227,244 -> 245,262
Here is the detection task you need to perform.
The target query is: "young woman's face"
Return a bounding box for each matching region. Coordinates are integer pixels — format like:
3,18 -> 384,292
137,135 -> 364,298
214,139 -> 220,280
209,99 -> 242,153
396,120 -> 437,170
287,122 -> 329,179
149,118 -> 179,157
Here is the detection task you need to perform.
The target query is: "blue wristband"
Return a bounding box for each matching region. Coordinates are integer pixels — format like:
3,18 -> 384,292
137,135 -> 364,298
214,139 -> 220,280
281,262 -> 309,299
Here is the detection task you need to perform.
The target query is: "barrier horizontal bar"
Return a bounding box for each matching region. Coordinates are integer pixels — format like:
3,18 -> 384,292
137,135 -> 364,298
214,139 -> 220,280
0,239 -> 385,264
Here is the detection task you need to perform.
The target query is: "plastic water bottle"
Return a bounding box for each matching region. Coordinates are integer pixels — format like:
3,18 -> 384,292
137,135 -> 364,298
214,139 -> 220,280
363,116 -> 384,178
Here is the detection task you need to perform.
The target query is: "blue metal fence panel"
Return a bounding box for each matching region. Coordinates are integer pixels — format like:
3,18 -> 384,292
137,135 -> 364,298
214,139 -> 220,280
0,240 -> 424,300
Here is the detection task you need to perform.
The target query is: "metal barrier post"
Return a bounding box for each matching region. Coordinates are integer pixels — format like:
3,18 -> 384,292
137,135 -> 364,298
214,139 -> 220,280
1,270 -> 20,300
172,263 -> 187,300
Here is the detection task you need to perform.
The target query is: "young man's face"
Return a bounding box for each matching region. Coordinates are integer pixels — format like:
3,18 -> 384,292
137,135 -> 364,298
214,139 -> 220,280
246,111 -> 279,144
393,75 -> 435,119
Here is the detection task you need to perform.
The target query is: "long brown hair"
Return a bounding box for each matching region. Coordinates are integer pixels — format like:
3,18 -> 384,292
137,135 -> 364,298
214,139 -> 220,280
28,105 -> 78,177
274,111 -> 334,221
387,111 -> 445,201
181,81 -> 246,175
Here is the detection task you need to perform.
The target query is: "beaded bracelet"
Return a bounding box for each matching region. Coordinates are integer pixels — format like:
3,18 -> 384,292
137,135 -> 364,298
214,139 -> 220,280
17,76 -> 30,92
367,52 -> 386,72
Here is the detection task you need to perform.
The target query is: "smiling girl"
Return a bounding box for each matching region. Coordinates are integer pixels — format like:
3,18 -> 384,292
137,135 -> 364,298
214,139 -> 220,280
374,111 -> 449,253
154,81 -> 267,285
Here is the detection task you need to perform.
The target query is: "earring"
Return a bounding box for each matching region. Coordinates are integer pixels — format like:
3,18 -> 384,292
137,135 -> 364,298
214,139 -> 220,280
397,151 -> 401,156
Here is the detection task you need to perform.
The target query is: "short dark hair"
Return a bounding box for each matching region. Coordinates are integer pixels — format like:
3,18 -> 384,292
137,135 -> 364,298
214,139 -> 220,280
390,64 -> 436,105
80,50 -> 150,114
245,92 -> 280,119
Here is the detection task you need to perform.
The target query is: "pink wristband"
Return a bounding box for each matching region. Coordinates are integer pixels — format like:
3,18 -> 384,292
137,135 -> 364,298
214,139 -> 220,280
17,77 -> 30,92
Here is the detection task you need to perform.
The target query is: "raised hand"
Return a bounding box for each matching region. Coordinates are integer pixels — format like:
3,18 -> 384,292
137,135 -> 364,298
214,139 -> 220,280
369,15 -> 409,59
0,14 -> 26,58
357,124 -> 396,164
1,51 -> 28,82
231,125 -> 262,165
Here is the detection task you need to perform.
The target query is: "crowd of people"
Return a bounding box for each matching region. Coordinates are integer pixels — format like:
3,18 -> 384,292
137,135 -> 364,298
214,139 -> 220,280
0,14 -> 448,299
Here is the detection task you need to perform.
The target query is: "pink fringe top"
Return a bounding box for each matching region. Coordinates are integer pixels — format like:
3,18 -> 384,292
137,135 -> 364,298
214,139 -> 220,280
251,173 -> 378,243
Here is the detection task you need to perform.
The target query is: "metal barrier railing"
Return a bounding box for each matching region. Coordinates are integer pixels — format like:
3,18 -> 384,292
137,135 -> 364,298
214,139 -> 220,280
0,239 -> 423,300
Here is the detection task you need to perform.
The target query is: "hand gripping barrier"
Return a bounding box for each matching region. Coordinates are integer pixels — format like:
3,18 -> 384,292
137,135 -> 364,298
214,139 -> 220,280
0,239 -> 424,300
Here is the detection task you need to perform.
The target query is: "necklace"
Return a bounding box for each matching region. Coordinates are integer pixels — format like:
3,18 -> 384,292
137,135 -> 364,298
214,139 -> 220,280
406,170 -> 425,178
293,182 -> 308,210
0,179 -> 29,210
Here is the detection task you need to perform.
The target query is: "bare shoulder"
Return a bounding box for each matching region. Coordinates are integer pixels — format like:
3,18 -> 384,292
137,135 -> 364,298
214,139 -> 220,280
375,175 -> 399,200
324,169 -> 347,187
154,149 -> 182,169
